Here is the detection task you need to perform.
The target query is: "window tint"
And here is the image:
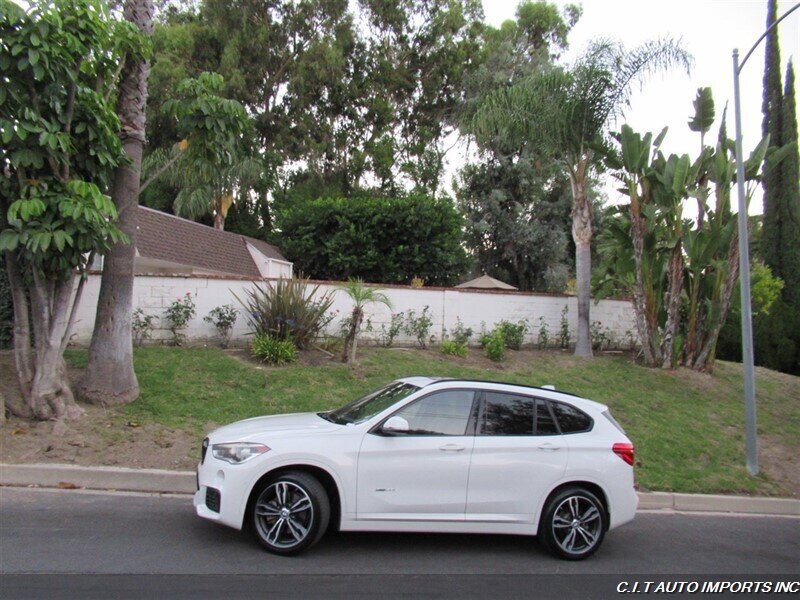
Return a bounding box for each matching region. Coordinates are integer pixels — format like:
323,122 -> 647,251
395,390 -> 475,436
482,392 -> 534,435
550,401 -> 593,433
536,399 -> 559,435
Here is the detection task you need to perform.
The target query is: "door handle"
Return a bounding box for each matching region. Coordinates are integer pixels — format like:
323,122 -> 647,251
537,443 -> 561,451
439,444 -> 465,452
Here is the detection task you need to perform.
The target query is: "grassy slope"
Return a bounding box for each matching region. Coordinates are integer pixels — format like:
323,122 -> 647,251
65,347 -> 799,497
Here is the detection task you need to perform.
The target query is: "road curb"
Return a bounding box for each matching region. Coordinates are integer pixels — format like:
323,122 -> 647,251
1,463 -> 799,516
0,463 -> 196,495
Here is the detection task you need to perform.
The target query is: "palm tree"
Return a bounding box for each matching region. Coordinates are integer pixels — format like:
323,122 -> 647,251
337,279 -> 391,363
167,155 -> 263,230
470,39 -> 691,357
79,0 -> 153,406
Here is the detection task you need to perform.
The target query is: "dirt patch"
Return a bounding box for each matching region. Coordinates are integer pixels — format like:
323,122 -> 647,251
1,350 -> 203,470
758,434 -> 800,497
1,409 -> 202,470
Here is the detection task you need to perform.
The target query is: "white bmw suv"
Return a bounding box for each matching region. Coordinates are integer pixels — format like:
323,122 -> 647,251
194,378 -> 637,560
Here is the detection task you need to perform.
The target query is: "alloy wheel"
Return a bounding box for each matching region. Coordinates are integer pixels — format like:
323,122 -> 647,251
254,481 -> 315,550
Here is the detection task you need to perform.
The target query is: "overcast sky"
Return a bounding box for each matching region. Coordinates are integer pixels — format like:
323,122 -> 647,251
451,0 -> 800,214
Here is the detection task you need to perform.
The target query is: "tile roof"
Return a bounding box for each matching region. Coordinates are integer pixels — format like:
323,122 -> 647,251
135,206 -> 288,277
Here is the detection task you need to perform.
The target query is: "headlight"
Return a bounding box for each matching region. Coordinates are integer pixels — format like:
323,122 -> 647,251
211,442 -> 270,464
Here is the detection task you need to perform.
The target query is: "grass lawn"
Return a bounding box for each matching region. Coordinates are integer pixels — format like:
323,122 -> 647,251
61,345 -> 799,497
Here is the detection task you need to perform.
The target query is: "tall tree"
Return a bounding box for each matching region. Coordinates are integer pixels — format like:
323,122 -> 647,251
1,0 -> 134,418
469,39 -> 691,357
78,0 -> 154,407
778,60 -> 800,308
760,0 -> 784,274
457,157 -> 574,292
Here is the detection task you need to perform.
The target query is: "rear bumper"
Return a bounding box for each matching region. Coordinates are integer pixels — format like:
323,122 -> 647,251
609,479 -> 638,530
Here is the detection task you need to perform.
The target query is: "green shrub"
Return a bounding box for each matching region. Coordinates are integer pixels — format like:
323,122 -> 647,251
276,196 -> 470,285
558,306 -> 571,349
405,306 -> 433,349
440,340 -> 468,358
537,316 -> 550,349
379,312 -> 405,348
164,293 -> 196,346
251,334 -> 298,365
204,304 -> 238,348
483,329 -> 505,362
497,319 -> 528,350
236,277 -> 334,349
132,309 -> 156,348
449,318 -> 473,345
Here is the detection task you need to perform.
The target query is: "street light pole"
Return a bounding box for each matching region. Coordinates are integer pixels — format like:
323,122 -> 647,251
731,1 -> 800,477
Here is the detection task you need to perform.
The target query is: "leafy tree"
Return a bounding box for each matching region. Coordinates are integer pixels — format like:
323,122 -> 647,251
150,72 -> 253,229
469,38 -> 691,357
337,279 -> 391,364
1,0 -> 139,418
457,156 -> 573,291
275,196 -> 470,285
78,0 -> 154,408
717,265 -> 799,375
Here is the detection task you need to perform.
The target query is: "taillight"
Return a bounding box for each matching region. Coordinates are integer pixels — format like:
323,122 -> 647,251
612,442 -> 635,466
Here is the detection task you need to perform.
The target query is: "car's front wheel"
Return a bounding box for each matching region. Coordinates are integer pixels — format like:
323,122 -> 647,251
539,486 -> 607,560
251,471 -> 330,555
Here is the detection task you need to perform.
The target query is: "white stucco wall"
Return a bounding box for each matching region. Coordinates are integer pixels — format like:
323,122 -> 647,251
70,274 -> 636,349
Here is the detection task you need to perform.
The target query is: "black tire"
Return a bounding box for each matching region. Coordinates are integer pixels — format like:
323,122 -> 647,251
539,486 -> 607,560
250,471 -> 330,556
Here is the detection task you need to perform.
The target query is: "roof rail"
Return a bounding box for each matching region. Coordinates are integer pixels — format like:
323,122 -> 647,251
430,378 -> 582,398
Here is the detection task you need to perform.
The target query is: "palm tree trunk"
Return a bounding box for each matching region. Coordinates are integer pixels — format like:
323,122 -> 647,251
341,308 -> 363,364
79,0 -> 152,406
570,167 -> 593,358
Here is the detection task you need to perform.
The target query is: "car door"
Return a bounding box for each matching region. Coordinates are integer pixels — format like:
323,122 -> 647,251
356,389 -> 478,521
465,392 -> 568,523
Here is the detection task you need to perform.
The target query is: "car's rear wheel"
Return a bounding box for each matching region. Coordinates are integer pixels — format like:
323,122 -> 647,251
251,471 -> 330,556
539,486 -> 607,560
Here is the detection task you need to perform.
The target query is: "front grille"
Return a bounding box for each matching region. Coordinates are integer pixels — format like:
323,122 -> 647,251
206,487 -> 221,513
201,438 -> 209,464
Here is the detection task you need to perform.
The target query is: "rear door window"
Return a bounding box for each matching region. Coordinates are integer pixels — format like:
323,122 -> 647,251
481,392 -> 535,435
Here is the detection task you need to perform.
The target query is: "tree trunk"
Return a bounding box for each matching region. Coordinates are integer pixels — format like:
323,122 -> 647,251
660,243 -> 684,368
4,251 -> 34,400
214,211 -> 225,231
570,166 -> 593,358
691,231 -> 740,371
79,0 -> 153,407
683,271 -> 703,364
341,308 -> 363,364
628,184 -> 660,367
5,254 -> 85,420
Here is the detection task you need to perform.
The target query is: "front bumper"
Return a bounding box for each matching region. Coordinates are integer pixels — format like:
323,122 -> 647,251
194,455 -> 266,530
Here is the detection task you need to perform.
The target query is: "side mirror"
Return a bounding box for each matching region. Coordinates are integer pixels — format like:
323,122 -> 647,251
381,415 -> 410,435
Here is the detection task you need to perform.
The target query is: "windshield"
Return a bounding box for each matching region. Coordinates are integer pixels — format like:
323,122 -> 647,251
326,382 -> 420,424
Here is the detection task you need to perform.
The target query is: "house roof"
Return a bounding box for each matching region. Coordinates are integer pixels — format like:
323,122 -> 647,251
135,206 -> 288,277
455,274 -> 518,291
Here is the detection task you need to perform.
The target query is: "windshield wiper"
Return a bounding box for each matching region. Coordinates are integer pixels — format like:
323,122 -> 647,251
317,411 -> 347,425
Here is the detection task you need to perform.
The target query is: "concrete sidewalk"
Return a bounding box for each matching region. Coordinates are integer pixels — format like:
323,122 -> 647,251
1,462 -> 799,517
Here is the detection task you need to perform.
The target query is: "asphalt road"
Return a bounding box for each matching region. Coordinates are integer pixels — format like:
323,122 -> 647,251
1,487 -> 798,598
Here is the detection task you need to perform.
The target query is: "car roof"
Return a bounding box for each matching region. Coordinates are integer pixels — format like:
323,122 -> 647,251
397,377 -> 607,413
